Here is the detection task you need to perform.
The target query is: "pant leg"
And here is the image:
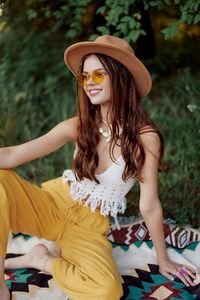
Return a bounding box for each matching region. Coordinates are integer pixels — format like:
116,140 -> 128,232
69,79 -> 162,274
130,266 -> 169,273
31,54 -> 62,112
0,169 -> 67,257
52,203 -> 123,300
0,169 -> 123,299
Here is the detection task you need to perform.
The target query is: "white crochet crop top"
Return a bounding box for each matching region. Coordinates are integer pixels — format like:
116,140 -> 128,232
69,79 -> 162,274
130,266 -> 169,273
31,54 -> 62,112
62,156 -> 136,226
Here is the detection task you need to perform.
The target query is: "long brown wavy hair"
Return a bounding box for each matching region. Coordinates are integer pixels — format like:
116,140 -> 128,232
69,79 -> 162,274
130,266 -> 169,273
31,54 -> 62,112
73,53 -> 164,183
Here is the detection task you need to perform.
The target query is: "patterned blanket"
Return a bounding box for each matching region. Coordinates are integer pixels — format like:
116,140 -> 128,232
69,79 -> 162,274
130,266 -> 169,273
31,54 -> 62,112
5,220 -> 200,300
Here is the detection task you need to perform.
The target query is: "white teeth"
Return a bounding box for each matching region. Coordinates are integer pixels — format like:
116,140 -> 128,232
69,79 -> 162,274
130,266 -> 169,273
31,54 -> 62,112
89,89 -> 102,96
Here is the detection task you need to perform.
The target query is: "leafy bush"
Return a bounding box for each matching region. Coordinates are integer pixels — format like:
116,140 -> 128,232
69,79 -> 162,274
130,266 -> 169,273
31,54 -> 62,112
94,0 -> 200,41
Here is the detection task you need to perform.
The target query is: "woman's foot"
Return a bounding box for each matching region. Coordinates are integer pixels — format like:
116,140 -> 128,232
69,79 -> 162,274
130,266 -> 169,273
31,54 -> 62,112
5,244 -> 51,273
0,283 -> 10,300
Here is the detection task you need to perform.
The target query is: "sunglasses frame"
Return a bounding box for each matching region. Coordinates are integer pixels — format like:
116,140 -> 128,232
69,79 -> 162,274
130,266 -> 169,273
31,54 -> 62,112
77,70 -> 107,87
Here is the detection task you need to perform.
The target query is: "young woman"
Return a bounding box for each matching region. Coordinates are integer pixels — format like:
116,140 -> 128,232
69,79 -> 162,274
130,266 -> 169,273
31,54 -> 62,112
0,35 -> 196,300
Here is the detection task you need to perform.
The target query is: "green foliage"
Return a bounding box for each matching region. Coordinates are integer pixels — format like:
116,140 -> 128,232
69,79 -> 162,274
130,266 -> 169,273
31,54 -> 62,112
159,0 -> 200,38
96,0 -> 200,41
161,21 -> 181,39
95,0 -> 146,42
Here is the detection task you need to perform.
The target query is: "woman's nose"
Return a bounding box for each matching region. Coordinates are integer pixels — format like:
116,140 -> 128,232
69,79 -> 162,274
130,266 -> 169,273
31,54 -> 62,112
87,74 -> 94,85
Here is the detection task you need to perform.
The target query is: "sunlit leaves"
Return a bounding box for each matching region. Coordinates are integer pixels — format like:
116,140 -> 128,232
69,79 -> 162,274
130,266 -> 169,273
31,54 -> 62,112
136,0 -> 200,39
161,21 -> 180,39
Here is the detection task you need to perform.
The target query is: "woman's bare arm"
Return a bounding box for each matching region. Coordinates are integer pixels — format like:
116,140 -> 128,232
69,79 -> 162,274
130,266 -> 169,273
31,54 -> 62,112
0,116 -> 78,169
138,131 -> 168,263
138,131 -> 196,286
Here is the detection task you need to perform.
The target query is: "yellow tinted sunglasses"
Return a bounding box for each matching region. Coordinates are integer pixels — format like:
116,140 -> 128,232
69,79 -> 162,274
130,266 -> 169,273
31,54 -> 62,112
77,70 -> 107,86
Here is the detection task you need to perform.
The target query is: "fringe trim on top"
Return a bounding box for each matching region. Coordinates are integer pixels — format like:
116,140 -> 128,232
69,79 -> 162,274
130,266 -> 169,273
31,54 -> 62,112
62,169 -> 127,219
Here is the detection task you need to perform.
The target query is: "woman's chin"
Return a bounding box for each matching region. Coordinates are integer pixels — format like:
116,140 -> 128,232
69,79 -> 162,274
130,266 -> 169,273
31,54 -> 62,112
89,97 -> 110,106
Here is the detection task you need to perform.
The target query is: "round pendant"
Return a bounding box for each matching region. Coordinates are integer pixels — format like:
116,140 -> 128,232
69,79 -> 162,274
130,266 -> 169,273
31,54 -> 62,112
99,127 -> 111,143
103,132 -> 109,137
99,128 -> 104,134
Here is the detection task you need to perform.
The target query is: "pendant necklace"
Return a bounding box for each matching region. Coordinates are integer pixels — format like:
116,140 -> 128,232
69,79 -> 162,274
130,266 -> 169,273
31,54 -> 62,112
99,119 -> 112,143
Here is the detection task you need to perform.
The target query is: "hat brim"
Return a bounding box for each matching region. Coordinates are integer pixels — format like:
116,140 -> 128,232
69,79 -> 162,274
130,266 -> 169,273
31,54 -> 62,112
64,41 -> 152,98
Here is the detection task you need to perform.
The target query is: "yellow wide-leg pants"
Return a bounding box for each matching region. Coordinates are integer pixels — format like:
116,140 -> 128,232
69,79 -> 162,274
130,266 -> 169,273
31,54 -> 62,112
0,169 -> 123,300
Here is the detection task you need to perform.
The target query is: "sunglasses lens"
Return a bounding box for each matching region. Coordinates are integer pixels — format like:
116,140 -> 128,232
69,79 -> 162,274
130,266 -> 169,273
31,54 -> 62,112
92,71 -> 105,84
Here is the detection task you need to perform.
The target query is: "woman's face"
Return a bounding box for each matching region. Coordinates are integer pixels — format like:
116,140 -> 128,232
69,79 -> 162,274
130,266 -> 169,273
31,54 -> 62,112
82,54 -> 111,106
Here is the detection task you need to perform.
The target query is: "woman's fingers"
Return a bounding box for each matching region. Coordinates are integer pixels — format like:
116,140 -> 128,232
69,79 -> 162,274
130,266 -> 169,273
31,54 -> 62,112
176,266 -> 196,286
175,268 -> 196,287
182,266 -> 196,278
159,261 -> 197,287
161,270 -> 174,281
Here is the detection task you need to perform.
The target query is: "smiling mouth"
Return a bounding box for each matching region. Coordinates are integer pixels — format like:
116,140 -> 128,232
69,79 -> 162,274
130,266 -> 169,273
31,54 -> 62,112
88,89 -> 102,96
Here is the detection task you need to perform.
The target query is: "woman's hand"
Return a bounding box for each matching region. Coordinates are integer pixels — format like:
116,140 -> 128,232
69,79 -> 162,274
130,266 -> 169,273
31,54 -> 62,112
159,259 -> 197,287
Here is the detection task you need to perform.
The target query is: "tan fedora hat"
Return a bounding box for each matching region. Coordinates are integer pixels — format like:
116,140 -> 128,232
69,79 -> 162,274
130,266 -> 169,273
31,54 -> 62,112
64,35 -> 152,98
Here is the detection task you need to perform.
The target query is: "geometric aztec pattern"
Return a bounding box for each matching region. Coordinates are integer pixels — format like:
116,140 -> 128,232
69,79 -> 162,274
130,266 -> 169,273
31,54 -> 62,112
5,221 -> 200,300
5,256 -> 200,300
108,221 -> 200,248
120,264 -> 200,299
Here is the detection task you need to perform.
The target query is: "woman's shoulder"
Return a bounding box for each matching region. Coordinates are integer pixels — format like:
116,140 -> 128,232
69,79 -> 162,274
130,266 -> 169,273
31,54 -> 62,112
138,125 -> 161,155
139,125 -> 160,139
